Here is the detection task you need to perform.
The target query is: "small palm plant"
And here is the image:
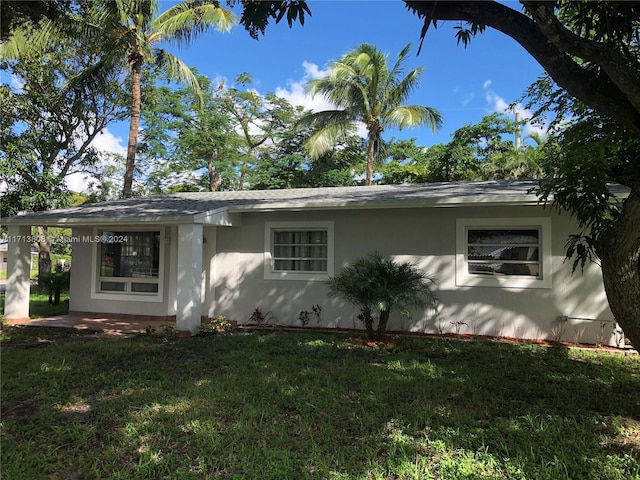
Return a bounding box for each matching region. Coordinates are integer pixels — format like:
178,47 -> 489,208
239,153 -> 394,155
326,252 -> 438,340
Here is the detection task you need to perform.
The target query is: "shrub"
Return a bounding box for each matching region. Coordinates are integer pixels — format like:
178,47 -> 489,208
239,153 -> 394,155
326,252 -> 438,339
203,315 -> 233,332
37,266 -> 70,306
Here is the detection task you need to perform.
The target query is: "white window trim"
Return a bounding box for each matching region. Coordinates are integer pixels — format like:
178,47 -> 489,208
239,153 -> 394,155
264,221 -> 334,281
456,217 -> 552,289
90,227 -> 165,302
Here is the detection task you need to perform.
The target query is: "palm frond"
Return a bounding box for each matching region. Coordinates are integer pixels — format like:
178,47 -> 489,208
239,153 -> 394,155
307,70 -> 367,112
0,26 -> 29,60
151,0 -> 236,46
0,18 -> 61,61
66,44 -> 128,90
326,252 -> 438,338
300,43 -> 442,169
386,66 -> 424,107
153,49 -> 201,96
298,111 -> 357,159
385,105 -> 443,131
386,43 -> 412,88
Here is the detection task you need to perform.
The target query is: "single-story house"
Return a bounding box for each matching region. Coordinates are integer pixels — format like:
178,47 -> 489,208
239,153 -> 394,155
0,241 -> 38,272
1,180 -> 628,347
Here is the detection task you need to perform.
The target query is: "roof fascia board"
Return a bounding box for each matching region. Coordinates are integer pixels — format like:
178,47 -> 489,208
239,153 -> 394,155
226,197 -> 542,213
0,215 -> 198,227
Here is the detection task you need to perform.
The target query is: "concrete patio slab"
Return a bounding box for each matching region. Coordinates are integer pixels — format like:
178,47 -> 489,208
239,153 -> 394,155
5,314 -> 174,337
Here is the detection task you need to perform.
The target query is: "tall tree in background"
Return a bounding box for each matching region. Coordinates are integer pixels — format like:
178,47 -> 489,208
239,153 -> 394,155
250,128 -> 364,189
141,74 -> 243,193
380,115 -> 549,185
405,1 -> 640,346
0,38 -> 126,273
222,73 -> 304,190
86,0 -> 237,198
299,43 -> 443,186
1,0 -> 237,198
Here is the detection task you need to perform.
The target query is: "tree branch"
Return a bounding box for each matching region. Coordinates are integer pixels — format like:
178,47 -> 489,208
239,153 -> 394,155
522,1 -> 640,116
404,0 -> 640,135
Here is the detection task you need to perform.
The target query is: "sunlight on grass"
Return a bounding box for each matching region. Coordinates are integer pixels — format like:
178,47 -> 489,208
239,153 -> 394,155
0,291 -> 70,318
1,330 -> 639,479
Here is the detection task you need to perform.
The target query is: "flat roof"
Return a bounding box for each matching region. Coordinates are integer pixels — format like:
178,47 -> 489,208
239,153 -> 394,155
1,180 -> 629,226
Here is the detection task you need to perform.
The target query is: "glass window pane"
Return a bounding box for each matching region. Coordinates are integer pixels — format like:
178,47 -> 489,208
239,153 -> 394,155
131,283 -> 159,293
100,231 -> 160,278
100,281 -> 126,292
274,259 -> 293,271
273,246 -> 292,258
272,229 -> 328,272
468,246 -> 539,261
273,231 -> 292,244
467,228 -> 541,278
468,262 -> 540,277
468,229 -> 539,245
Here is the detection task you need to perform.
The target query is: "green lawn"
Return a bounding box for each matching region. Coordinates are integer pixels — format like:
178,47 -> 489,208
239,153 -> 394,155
0,268 -> 38,280
1,328 -> 639,479
0,291 -> 70,318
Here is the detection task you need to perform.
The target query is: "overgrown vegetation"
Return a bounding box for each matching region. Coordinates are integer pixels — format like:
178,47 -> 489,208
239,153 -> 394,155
1,329 -> 638,479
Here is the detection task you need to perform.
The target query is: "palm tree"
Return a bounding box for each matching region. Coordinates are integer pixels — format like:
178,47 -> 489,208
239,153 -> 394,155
299,43 -> 443,185
90,1 -> 236,198
1,0 -> 236,198
326,252 -> 438,340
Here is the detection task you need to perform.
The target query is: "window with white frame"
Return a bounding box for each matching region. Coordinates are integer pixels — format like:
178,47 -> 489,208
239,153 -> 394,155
95,230 -> 163,299
264,221 -> 334,280
456,218 -> 552,289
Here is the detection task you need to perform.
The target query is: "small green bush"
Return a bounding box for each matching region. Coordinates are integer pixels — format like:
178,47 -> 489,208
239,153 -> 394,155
327,252 -> 438,339
201,315 -> 234,333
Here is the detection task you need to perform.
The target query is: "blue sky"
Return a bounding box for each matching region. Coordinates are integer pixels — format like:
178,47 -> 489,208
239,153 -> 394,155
91,0 -> 546,188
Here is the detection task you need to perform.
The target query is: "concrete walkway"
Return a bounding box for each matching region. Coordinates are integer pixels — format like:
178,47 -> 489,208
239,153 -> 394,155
5,314 -> 174,337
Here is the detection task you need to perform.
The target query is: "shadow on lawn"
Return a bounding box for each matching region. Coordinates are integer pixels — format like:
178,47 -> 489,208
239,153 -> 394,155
2,330 -> 639,479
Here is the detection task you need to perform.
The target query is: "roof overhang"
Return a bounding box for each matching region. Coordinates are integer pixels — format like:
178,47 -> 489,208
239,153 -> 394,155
1,181 -> 629,228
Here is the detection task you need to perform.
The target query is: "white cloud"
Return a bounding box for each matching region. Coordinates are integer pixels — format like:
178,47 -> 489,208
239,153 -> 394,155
64,127 -> 127,193
275,61 -> 368,138
461,92 -> 475,107
64,172 -> 96,193
482,84 -> 547,139
484,89 -> 511,113
10,73 -> 25,91
91,128 -> 127,156
274,61 -> 335,113
300,60 -> 327,81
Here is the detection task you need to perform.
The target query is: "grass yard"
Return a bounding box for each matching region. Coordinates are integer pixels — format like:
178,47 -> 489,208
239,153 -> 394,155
1,328 -> 639,480
0,268 -> 38,280
0,291 -> 70,318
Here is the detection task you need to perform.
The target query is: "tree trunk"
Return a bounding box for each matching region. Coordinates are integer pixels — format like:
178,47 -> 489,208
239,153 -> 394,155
207,151 -> 218,192
239,149 -> 254,191
238,161 -> 247,190
365,134 -> 375,186
359,306 -> 374,338
596,186 -> 640,349
403,1 -> 640,136
375,309 -> 391,340
36,226 -> 51,275
122,54 -> 143,199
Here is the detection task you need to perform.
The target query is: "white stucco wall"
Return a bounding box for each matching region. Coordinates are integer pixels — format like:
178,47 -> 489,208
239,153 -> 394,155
63,204 -> 619,346
211,205 -> 618,346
